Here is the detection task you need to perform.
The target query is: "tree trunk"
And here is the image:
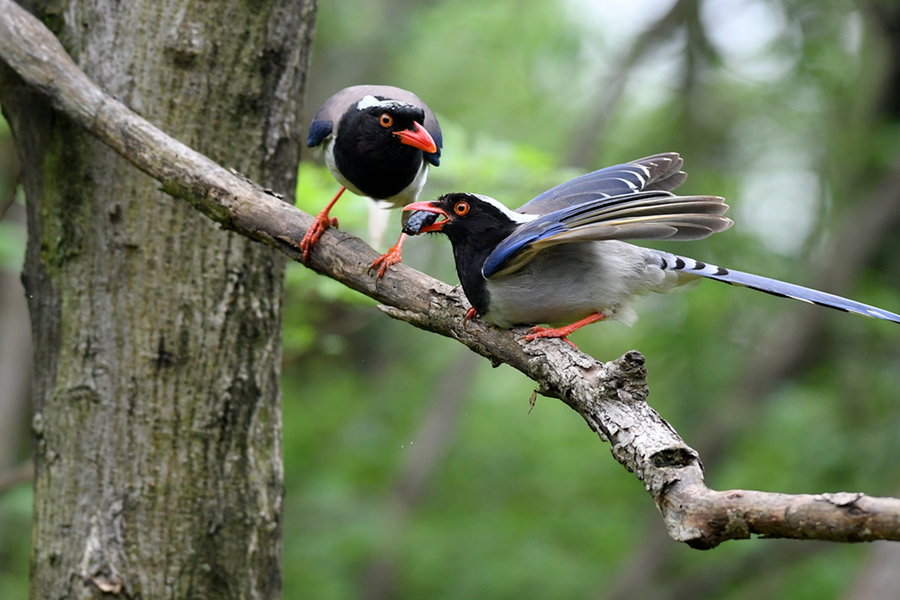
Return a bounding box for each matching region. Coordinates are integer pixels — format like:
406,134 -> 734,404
0,0 -> 316,597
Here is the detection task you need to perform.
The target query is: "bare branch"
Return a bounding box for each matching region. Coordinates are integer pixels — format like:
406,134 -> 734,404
2,0 -> 898,548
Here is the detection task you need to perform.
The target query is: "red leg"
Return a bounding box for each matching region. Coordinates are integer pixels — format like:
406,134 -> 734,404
370,232 -> 407,279
463,307 -> 478,327
518,313 -> 606,348
300,187 -> 345,263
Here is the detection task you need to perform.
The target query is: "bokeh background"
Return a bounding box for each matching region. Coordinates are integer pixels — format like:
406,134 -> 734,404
4,0 -> 900,597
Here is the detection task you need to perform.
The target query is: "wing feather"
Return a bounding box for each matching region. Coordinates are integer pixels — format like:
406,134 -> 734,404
483,189 -> 733,279
517,153 -> 687,214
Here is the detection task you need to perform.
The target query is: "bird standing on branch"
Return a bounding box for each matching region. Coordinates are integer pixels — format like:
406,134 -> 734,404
402,153 -> 900,346
302,85 -> 442,277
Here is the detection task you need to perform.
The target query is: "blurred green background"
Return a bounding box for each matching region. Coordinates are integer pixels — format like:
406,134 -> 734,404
4,0 -> 900,598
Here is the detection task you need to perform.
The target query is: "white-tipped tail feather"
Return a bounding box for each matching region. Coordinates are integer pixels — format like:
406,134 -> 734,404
656,252 -> 900,324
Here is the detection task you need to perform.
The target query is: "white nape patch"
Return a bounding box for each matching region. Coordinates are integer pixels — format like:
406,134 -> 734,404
356,95 -> 412,112
474,194 -> 538,223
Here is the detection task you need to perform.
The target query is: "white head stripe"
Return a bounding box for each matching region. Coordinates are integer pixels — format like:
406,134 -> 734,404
357,95 -> 413,111
474,194 -> 537,223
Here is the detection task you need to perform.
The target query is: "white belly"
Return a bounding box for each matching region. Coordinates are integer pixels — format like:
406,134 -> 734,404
483,241 -> 680,327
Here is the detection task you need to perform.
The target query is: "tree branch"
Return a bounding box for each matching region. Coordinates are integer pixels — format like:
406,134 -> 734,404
2,0 -> 898,548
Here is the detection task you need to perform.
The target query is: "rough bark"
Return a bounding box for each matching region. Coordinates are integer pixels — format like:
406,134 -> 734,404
0,0 -> 315,597
2,0 -> 899,557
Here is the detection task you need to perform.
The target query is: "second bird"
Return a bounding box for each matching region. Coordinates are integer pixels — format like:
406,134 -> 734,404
402,153 -> 900,346
303,85 -> 443,277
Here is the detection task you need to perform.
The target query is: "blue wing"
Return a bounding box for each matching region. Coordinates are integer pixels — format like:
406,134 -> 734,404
517,153 -> 687,215
483,190 -> 731,278
423,122 -> 443,167
307,119 -> 333,148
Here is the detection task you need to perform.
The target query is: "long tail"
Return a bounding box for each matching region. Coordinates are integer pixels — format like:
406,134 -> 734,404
657,252 -> 900,324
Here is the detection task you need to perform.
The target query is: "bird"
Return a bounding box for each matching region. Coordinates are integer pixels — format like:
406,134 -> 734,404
401,153 -> 900,345
302,85 -> 442,277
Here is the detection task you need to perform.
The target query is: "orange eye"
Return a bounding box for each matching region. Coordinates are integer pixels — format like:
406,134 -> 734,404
454,201 -> 470,216
379,113 -> 393,128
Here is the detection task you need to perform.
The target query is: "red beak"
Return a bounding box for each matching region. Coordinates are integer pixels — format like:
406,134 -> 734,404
394,122 -> 438,154
402,200 -> 448,232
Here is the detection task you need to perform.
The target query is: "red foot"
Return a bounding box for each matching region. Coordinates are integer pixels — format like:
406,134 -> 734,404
463,307 -> 478,327
519,326 -> 579,348
300,187 -> 345,264
300,212 -> 338,263
370,233 -> 406,279
517,313 -> 606,349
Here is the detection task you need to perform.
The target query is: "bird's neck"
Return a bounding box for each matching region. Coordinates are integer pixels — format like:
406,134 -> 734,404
332,137 -> 422,201
452,243 -> 492,316
445,224 -> 516,317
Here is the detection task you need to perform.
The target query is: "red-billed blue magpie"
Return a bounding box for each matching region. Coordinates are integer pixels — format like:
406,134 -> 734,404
303,85 -> 442,277
402,153 -> 900,345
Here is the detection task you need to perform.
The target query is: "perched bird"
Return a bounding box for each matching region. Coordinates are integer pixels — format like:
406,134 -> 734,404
402,153 -> 900,345
303,85 -> 442,277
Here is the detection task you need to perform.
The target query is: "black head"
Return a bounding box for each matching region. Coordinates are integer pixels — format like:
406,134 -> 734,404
403,193 -> 519,244
332,96 -> 438,199
402,193 -> 524,315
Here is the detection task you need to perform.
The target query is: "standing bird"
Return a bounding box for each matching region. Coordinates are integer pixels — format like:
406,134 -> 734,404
402,153 -> 900,345
303,85 -> 442,277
